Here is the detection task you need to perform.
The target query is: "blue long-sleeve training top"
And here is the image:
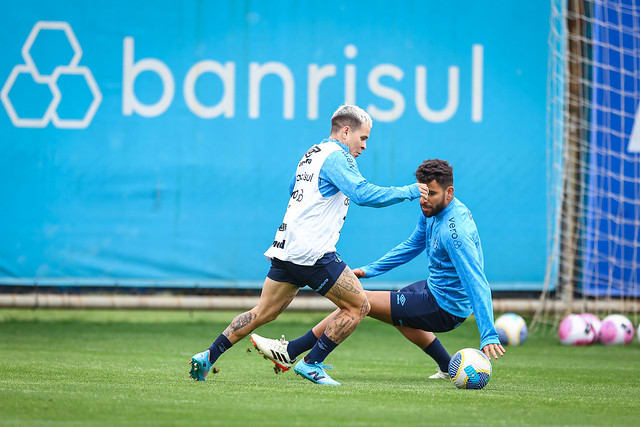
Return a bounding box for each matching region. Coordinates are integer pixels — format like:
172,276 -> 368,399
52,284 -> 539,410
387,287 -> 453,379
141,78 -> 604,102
289,138 -> 420,206
361,197 -> 500,349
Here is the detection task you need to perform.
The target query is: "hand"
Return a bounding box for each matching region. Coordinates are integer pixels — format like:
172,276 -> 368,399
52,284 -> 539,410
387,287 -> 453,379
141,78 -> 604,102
482,343 -> 505,360
417,183 -> 429,199
352,268 -> 366,278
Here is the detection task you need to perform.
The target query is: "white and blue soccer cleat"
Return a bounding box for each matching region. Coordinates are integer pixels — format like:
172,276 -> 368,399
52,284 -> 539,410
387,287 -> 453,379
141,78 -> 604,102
293,360 -> 340,386
189,349 -> 216,381
428,369 -> 450,379
250,333 -> 295,374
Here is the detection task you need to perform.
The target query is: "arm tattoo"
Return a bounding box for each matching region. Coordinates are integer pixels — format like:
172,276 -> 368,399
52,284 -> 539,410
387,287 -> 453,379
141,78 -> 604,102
222,311 -> 256,338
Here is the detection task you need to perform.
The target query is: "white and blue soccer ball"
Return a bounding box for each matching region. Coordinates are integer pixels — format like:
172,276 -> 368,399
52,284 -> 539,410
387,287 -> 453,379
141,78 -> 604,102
495,313 -> 528,346
448,348 -> 492,390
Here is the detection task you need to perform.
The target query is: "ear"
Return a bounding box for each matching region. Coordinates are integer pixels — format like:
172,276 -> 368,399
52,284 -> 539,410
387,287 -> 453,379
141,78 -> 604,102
446,186 -> 454,200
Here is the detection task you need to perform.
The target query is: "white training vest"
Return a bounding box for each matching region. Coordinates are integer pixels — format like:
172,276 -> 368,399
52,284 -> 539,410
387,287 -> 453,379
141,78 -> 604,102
264,142 -> 350,265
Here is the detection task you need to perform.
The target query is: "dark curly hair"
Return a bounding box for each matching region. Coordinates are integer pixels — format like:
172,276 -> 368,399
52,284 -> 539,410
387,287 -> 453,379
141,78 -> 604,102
415,159 -> 453,188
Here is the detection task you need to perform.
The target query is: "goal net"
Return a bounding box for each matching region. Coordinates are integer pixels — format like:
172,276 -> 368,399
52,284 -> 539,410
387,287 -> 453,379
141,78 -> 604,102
534,0 -> 640,328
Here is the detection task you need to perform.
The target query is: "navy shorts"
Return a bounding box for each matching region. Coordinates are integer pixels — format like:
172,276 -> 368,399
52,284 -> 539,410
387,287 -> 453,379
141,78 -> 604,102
267,252 -> 347,296
390,280 -> 466,332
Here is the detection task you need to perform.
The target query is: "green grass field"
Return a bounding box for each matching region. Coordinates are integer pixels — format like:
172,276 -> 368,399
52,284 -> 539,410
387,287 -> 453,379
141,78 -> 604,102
1,309 -> 638,426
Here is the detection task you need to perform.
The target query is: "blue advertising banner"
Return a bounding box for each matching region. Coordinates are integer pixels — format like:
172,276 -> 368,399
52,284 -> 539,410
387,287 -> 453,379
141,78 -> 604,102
584,0 -> 640,296
0,1 -> 549,289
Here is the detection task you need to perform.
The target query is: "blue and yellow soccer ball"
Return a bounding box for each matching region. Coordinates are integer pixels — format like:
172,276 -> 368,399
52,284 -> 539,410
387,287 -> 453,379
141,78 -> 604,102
448,348 -> 492,389
495,313 -> 528,346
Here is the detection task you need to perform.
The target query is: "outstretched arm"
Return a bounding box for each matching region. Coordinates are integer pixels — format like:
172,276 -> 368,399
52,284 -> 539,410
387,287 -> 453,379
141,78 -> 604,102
320,150 -> 421,207
359,214 -> 427,278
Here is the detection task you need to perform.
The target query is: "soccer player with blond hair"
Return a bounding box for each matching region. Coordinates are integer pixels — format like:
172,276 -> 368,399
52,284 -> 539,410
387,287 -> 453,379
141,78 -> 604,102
189,105 -> 428,385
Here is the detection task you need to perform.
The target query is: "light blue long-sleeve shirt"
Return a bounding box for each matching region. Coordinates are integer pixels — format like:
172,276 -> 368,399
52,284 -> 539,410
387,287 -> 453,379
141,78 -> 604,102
289,139 -> 420,206
361,198 -> 500,349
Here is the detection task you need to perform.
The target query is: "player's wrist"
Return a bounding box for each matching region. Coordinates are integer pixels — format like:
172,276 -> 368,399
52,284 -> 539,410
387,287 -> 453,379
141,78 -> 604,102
409,183 -> 421,199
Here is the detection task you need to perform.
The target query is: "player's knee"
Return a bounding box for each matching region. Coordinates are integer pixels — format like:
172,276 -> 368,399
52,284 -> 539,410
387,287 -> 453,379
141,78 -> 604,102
343,294 -> 369,320
360,298 -> 371,319
254,306 -> 279,323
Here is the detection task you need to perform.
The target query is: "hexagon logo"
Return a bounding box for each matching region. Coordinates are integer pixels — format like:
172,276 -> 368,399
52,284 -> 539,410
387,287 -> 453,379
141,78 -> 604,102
1,21 -> 102,129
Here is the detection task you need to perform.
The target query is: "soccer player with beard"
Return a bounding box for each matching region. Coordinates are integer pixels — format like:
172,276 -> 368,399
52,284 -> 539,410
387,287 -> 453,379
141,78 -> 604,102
189,105 -> 429,385
251,159 -> 505,379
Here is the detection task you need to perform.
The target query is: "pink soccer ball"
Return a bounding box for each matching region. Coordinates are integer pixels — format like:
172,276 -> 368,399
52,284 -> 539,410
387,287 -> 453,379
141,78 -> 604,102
558,314 -> 595,345
599,314 -> 634,345
579,313 -> 602,344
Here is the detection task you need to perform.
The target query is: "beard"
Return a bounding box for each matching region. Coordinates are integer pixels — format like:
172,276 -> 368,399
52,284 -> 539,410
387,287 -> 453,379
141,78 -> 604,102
422,198 -> 446,217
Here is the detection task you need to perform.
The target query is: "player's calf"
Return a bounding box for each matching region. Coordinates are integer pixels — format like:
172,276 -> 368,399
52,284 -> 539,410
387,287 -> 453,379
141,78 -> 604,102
323,269 -> 370,343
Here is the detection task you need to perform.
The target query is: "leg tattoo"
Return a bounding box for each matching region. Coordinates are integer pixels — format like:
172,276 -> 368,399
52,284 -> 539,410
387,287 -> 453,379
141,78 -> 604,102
222,311 -> 257,339
324,310 -> 357,344
320,267 -> 368,344
333,268 -> 361,296
328,268 -> 362,300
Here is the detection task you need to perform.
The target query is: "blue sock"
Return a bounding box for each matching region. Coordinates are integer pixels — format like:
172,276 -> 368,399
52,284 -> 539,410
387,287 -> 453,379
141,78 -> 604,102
208,334 -> 233,364
287,330 -> 318,360
304,333 -> 338,364
423,338 -> 451,372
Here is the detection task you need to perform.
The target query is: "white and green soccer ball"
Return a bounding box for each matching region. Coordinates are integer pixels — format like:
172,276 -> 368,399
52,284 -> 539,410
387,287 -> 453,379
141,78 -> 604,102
448,348 -> 492,390
495,313 -> 528,346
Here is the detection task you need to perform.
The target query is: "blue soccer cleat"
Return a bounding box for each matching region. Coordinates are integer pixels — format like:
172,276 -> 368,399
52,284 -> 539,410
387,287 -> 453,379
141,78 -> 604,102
189,350 -> 215,381
293,360 -> 341,386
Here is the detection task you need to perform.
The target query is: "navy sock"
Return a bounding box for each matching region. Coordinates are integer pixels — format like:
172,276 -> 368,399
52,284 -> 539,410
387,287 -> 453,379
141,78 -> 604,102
423,338 -> 451,372
304,333 -> 338,364
208,334 -> 233,364
287,330 -> 318,360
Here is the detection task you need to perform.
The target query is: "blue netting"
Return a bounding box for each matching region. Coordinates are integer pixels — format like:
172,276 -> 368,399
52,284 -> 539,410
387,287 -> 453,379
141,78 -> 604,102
583,0 -> 640,296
